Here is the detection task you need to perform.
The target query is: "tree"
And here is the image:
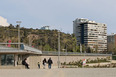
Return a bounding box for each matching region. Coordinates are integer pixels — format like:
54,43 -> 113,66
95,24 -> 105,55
86,47 -> 91,53
0,26 -> 79,52
43,44 -> 52,51
9,24 -> 15,29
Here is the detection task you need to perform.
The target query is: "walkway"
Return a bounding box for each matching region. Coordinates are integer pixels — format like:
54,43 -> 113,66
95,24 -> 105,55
0,68 -> 116,77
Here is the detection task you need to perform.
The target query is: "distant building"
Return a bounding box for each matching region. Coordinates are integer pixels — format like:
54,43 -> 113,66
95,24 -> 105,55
107,33 -> 116,52
40,26 -> 50,30
73,18 -> 107,52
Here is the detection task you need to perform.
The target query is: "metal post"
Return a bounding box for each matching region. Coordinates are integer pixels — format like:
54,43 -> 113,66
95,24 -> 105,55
16,21 -> 21,50
14,54 -> 18,67
28,32 -> 31,46
80,44 -> 82,53
65,45 -> 67,64
58,30 -> 60,68
29,37 -> 31,46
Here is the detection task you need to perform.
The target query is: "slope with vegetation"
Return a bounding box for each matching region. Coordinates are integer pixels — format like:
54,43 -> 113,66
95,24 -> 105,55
0,24 -> 80,52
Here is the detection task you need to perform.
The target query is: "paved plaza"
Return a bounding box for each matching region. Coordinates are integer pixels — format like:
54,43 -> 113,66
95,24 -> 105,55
0,68 -> 116,77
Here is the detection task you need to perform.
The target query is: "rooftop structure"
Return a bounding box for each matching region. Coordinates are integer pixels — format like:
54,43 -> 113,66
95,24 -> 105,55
40,26 -> 50,30
0,43 -> 42,54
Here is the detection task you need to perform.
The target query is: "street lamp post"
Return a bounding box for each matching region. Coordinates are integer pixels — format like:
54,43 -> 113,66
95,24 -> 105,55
65,45 -> 67,63
80,43 -> 82,53
28,32 -> 32,46
16,21 -> 21,50
58,30 -> 60,68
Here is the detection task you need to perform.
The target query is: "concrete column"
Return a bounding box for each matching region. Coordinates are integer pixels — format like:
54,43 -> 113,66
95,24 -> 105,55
14,54 -> 18,67
18,55 -> 23,65
20,55 -> 23,63
0,55 -> 1,66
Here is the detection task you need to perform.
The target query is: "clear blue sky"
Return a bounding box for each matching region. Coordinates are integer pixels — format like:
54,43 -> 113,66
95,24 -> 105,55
0,0 -> 116,34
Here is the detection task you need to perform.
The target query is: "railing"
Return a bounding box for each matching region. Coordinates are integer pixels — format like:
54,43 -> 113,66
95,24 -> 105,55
42,51 -> 112,56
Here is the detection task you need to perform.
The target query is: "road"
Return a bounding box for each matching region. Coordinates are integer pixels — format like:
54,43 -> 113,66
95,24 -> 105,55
0,68 -> 116,77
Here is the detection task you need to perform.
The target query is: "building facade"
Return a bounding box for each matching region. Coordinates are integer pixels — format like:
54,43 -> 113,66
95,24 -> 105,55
73,18 -> 107,52
107,33 -> 116,52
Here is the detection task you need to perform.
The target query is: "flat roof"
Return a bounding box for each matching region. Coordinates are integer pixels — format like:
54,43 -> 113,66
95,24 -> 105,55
0,44 -> 42,54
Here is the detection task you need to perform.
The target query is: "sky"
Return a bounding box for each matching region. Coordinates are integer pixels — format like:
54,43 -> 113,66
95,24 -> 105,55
0,0 -> 116,34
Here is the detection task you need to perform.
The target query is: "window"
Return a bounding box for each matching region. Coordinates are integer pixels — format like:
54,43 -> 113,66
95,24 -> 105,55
1,54 -> 14,66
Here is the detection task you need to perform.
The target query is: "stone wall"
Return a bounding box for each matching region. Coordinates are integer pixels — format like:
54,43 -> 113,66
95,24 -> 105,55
28,54 -> 41,69
0,54 -> 112,69
40,55 -> 111,68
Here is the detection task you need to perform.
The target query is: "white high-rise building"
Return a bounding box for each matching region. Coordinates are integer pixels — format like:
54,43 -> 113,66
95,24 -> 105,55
73,18 -> 107,52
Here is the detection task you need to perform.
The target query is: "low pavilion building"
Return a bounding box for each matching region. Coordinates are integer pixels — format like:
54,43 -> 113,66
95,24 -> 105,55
0,43 -> 42,69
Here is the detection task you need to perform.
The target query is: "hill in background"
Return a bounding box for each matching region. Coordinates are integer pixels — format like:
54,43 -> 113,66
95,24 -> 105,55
0,24 -> 79,52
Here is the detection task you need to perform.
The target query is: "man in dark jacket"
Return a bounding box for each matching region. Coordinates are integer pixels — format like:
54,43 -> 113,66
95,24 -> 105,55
48,58 -> 53,69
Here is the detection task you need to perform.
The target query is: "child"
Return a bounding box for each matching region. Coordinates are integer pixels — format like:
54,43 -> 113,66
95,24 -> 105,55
38,62 -> 40,69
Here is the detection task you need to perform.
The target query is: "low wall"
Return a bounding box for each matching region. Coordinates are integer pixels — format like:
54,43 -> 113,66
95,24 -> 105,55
0,54 -> 111,69
28,55 -> 41,69
41,55 -> 111,67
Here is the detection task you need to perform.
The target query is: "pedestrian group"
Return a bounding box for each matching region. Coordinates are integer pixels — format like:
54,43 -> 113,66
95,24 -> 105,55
22,57 -> 53,69
42,57 -> 53,69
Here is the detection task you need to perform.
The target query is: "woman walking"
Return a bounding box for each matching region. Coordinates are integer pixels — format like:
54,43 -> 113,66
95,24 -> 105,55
42,58 -> 47,69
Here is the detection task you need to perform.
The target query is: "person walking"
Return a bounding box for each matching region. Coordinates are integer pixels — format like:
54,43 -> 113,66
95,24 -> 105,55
48,58 -> 53,69
42,58 -> 47,69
